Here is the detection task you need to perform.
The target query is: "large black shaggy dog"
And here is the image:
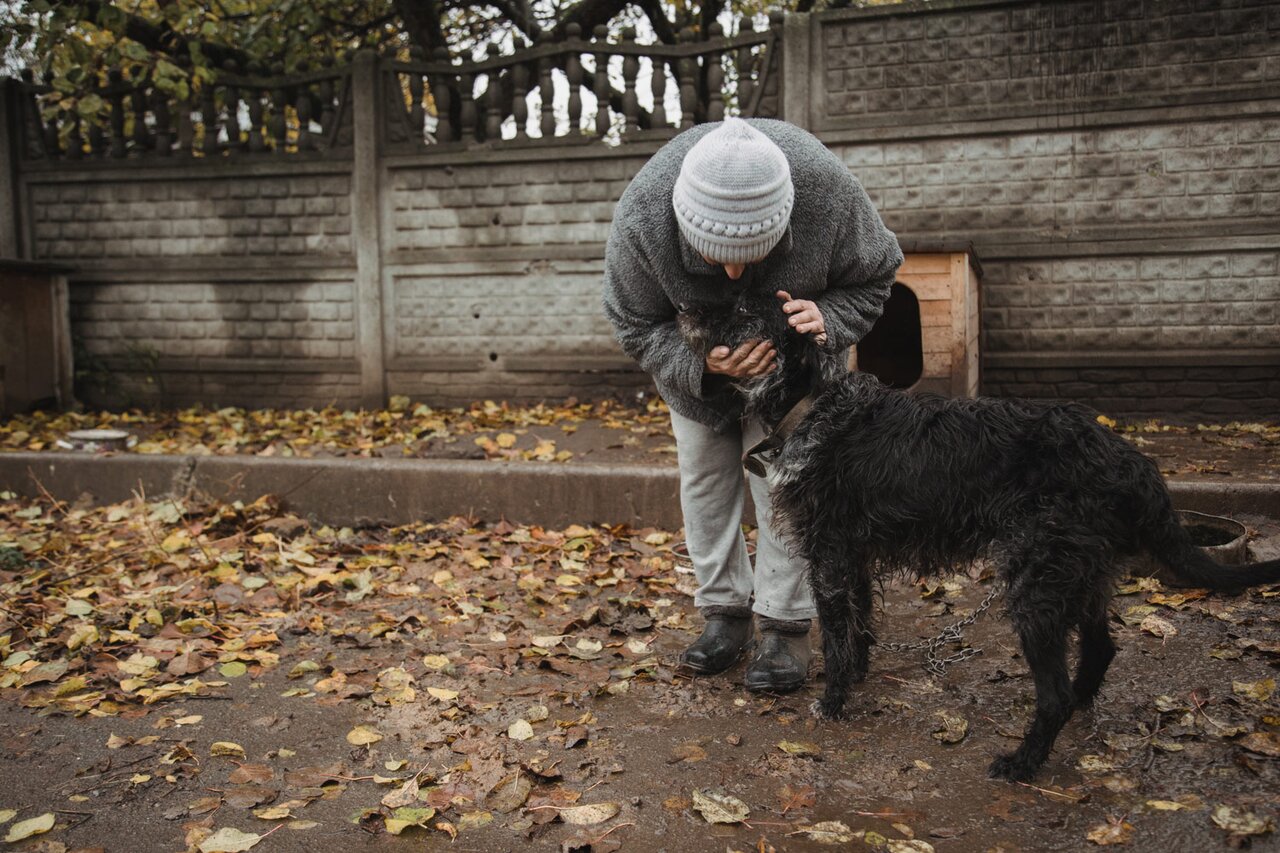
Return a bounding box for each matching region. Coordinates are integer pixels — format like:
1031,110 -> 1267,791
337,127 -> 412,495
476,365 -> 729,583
678,290 -> 1280,782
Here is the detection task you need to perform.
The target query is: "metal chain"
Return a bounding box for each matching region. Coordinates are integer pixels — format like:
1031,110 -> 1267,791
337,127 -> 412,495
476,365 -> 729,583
874,581 -> 1003,678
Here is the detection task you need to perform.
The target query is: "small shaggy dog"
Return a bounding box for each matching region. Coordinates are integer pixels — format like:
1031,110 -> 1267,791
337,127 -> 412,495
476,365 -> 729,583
679,291 -> 1280,782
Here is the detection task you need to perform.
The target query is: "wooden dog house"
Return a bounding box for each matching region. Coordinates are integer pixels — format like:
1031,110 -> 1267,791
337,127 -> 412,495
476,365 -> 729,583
851,245 -> 981,398
0,259 -> 74,415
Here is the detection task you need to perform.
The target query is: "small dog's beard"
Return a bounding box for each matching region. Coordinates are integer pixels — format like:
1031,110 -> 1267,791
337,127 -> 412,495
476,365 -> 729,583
676,301 -> 805,425
734,361 -> 789,420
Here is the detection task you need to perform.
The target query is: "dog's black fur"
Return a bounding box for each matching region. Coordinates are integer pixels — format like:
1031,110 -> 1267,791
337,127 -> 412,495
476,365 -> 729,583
679,290 -> 1280,782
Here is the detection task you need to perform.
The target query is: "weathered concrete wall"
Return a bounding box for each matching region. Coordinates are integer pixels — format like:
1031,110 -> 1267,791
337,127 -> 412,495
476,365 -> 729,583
8,0 -> 1279,416
808,0 -> 1280,416
29,173 -> 352,260
21,164 -> 363,408
380,149 -> 656,404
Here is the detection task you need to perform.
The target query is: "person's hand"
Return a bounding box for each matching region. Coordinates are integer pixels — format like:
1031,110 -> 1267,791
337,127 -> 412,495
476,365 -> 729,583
706,339 -> 777,378
777,290 -> 828,346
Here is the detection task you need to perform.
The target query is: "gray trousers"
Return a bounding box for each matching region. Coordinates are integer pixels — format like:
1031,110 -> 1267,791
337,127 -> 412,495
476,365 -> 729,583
670,407 -> 817,620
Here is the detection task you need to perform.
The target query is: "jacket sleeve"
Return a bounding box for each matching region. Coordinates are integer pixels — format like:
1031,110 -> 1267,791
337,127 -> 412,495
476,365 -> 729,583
601,225 -> 706,399
813,178 -> 904,352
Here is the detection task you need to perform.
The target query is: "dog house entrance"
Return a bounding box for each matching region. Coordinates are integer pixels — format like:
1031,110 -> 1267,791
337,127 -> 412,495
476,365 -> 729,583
856,284 -> 923,389
848,248 -> 982,397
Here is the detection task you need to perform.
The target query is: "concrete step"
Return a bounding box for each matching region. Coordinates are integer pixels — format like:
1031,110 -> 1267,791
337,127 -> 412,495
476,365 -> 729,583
1,451 -> 1277,528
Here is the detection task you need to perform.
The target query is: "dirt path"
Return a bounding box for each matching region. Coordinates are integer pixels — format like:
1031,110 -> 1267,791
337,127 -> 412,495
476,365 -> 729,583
2,497 -> 1278,851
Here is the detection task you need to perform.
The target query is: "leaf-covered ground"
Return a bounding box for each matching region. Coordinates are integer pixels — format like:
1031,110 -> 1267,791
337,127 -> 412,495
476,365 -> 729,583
2,403 -> 1278,479
0,397 -> 676,464
2,492 -> 1279,851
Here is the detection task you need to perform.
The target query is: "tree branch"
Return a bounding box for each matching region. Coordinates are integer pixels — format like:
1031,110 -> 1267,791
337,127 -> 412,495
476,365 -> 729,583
551,0 -> 612,39
393,0 -> 450,55
699,0 -> 727,38
74,0 -> 255,69
485,0 -> 542,44
634,0 -> 677,44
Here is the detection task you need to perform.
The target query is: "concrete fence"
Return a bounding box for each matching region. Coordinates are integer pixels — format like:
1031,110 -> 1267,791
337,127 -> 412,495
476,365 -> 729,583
2,0 -> 1278,416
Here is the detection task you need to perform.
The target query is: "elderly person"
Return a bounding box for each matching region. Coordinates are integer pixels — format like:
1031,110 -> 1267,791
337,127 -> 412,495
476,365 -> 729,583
602,117 -> 902,693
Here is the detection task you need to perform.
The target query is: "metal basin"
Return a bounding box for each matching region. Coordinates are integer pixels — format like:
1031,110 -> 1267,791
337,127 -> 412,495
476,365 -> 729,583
1140,509 -> 1249,586
60,429 -> 132,452
1176,509 -> 1248,565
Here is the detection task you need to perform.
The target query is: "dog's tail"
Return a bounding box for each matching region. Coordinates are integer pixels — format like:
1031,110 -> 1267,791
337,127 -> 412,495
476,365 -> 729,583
1144,509 -> 1280,592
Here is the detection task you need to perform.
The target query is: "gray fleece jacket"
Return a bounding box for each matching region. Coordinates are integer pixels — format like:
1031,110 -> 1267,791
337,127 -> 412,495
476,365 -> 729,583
602,119 -> 904,434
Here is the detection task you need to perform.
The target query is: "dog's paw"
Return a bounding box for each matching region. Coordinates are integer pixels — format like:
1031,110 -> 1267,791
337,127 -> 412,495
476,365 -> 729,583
1072,687 -> 1105,710
810,697 -> 848,722
987,752 -> 1038,783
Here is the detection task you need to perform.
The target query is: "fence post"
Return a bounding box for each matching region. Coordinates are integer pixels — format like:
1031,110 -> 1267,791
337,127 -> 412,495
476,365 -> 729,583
350,50 -> 387,408
0,79 -> 21,259
781,12 -> 811,131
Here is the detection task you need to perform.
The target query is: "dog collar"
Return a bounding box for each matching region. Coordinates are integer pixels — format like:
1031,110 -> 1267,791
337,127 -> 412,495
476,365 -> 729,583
741,393 -> 815,477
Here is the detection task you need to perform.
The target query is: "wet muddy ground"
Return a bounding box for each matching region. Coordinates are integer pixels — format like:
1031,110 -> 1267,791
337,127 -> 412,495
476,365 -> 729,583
2,496 -> 1278,852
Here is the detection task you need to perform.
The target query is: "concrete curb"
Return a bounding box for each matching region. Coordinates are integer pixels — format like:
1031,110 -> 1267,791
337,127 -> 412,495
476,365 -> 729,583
2,452 -> 1278,528
0,452 -> 684,528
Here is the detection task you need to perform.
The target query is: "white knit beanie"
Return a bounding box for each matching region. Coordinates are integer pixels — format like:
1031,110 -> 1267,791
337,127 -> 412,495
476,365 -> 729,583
672,117 -> 794,265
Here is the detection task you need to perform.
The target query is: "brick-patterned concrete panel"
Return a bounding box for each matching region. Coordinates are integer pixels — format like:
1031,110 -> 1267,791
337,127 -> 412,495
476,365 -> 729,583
388,159 -> 645,252
981,251 -> 1280,355
69,281 -> 357,362
984,364 -> 1280,419
31,174 -> 352,259
821,0 -> 1280,126
389,263 -> 617,362
86,369 -> 365,410
833,116 -> 1280,246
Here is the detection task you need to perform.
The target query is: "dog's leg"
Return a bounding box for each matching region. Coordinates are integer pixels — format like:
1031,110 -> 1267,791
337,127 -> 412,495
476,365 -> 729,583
811,556 -> 871,721
813,587 -> 857,720
848,570 -> 874,684
988,609 -> 1075,782
1071,611 -> 1115,708
988,614 -> 1070,778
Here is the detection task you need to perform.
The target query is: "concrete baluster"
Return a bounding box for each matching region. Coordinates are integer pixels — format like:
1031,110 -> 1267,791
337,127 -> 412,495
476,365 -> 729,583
484,75 -> 502,141
512,62 -> 529,140
429,49 -> 453,142
109,70 -> 128,158
246,66 -> 265,153
318,57 -> 336,140
538,47 -> 555,138
88,108 -> 104,156
566,25 -> 584,134
593,26 -> 610,137
222,61 -> 241,151
707,24 -> 725,122
650,56 -> 667,129
153,87 -> 171,155
737,18 -> 756,115
459,72 -> 477,142
678,30 -> 697,130
622,27 -> 640,133
269,64 -> 287,151
200,83 -> 219,155
67,113 -> 83,160
130,87 -> 150,152
408,48 -> 425,142
295,69 -> 313,151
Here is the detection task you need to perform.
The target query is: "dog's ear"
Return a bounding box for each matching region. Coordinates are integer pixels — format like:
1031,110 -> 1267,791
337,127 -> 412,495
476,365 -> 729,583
676,305 -> 715,357
803,337 -> 850,385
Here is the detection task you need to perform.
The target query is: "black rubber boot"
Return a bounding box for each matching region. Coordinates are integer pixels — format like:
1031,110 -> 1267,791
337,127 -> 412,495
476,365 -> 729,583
744,617 -> 812,693
680,606 -> 753,675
